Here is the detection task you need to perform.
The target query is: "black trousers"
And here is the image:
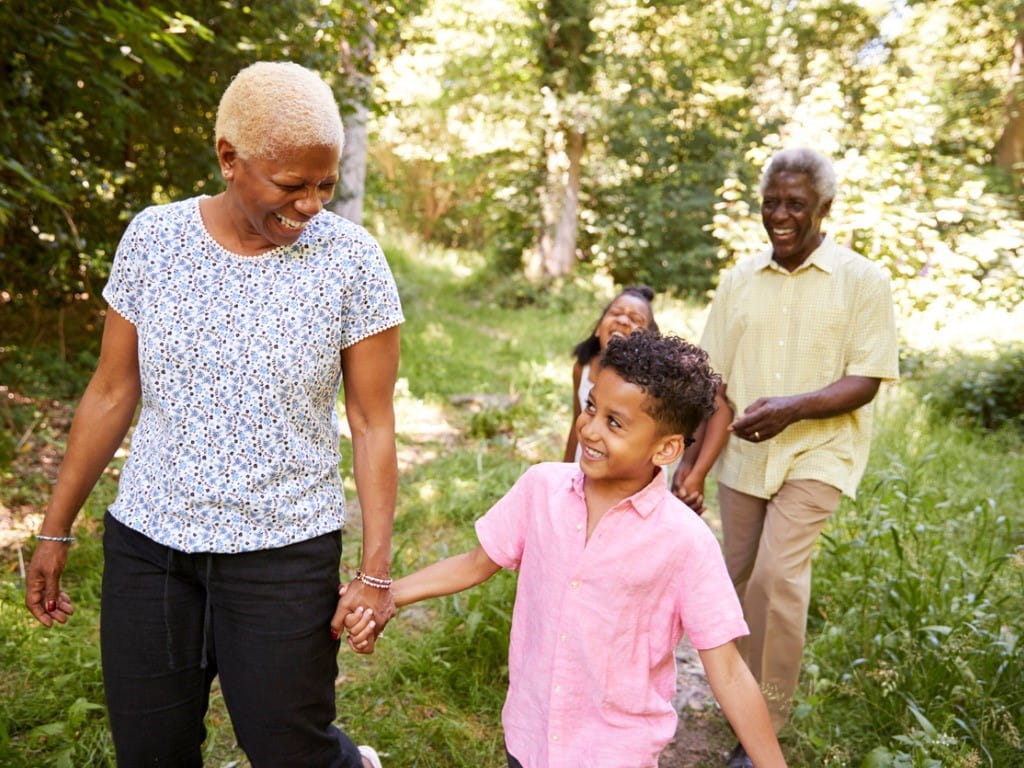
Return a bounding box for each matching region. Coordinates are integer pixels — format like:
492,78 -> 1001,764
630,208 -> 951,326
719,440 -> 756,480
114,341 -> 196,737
100,512 -> 363,768
507,749 -> 524,768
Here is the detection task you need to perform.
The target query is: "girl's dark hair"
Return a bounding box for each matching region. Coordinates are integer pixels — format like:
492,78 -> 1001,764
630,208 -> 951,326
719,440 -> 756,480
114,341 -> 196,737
572,285 -> 659,366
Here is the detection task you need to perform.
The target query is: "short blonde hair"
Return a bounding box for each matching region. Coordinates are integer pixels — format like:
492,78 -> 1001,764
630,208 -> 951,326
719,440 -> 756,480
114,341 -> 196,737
215,61 -> 344,159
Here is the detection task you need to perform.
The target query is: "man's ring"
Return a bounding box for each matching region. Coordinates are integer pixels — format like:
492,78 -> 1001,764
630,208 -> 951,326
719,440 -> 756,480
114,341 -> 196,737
754,431 -> 761,440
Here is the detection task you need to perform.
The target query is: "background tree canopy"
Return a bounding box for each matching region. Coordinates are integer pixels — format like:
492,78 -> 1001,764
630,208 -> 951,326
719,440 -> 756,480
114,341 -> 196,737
370,0 -> 1024,316
1,0 -> 1022,327
0,0 -> 413,311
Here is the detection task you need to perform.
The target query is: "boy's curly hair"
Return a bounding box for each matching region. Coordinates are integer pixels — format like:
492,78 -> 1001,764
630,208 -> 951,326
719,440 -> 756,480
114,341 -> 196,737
600,331 -> 720,437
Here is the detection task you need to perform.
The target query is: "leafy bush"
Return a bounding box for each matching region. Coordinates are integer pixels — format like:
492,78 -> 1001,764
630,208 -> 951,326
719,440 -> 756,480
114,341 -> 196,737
916,345 -> 1024,432
0,0 -> 355,310
789,393 -> 1024,766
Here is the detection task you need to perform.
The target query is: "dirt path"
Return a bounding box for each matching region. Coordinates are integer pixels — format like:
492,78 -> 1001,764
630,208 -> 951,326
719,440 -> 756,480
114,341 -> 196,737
660,637 -> 733,767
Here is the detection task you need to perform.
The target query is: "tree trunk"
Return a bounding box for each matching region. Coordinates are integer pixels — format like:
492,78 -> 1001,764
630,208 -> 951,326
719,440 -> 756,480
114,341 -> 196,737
333,8 -> 375,225
525,0 -> 595,279
336,100 -> 369,225
547,125 -> 585,276
995,7 -> 1024,176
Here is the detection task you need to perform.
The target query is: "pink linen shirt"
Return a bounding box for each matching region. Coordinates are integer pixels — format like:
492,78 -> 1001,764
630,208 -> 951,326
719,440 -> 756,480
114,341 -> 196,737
475,462 -> 748,768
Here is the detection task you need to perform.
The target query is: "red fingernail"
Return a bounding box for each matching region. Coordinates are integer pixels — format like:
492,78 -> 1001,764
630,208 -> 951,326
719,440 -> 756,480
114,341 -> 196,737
46,600 -> 57,612
330,629 -> 340,640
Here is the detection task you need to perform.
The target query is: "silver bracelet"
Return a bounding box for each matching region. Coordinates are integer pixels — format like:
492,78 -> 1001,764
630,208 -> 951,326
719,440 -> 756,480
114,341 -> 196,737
354,569 -> 393,589
36,534 -> 76,544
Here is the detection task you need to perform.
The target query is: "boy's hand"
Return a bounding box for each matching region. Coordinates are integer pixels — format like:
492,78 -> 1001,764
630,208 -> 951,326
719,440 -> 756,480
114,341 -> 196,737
334,582 -> 380,654
344,604 -> 377,652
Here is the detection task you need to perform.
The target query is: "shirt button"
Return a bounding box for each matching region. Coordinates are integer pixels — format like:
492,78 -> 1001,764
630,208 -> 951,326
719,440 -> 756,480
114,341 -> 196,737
570,580 -> 579,589
576,523 -> 583,531
554,684 -> 562,693
559,633 -> 567,641
552,734 -> 559,742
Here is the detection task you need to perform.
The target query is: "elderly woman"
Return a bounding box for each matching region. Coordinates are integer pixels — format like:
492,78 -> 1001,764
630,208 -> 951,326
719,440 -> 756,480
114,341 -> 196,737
24,62 -> 399,768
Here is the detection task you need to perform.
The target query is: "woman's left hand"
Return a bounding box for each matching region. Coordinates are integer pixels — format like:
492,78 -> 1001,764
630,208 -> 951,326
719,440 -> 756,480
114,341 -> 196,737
331,580 -> 395,654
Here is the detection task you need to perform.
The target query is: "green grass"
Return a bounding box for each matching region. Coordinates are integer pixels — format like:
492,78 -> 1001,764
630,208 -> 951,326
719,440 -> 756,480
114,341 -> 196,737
2,233 -> 1022,767
788,390 -> 1024,767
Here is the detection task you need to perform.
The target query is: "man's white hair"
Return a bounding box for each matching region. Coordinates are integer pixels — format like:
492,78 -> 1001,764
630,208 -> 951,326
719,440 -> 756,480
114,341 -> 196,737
215,61 -> 344,159
759,148 -> 837,205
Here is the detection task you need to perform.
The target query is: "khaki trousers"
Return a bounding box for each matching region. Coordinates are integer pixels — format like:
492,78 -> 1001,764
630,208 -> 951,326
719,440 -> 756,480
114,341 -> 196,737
718,479 -> 841,732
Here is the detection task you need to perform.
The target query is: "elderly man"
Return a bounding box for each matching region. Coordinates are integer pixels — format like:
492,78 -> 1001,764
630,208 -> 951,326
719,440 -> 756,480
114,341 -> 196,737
701,148 -> 899,768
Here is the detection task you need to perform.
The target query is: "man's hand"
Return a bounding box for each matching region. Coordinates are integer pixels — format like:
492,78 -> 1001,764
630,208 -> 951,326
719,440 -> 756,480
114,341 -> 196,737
730,395 -> 801,443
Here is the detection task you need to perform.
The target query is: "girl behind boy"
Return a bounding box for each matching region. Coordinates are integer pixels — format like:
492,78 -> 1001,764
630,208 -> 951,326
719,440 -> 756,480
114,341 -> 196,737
563,285 -> 658,463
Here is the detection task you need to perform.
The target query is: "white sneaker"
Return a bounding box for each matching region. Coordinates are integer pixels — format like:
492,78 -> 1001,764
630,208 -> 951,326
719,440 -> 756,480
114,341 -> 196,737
358,745 -> 383,768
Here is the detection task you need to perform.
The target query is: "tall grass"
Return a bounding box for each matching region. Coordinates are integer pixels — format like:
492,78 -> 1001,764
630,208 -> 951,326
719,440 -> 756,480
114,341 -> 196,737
790,390 -> 1024,767
2,232 -> 1022,767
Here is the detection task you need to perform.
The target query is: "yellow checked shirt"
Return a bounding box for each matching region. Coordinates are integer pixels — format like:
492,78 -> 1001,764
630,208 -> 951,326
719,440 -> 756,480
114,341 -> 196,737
702,236 -> 899,500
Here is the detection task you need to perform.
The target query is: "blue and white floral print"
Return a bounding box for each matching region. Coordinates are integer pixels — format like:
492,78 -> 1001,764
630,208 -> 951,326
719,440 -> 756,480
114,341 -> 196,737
103,197 -> 404,553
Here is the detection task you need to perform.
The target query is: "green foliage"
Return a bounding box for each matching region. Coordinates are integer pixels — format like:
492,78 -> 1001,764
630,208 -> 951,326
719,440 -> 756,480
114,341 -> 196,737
913,345 -> 1024,432
369,0 -> 1024,313
536,0 -> 596,94
711,0 -> 1024,314
0,509 -> 112,768
789,394 -> 1024,766
0,0 -> 382,310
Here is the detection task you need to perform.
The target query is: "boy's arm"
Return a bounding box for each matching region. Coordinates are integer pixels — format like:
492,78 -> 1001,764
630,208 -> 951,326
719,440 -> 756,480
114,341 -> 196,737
699,642 -> 788,768
392,545 -> 502,608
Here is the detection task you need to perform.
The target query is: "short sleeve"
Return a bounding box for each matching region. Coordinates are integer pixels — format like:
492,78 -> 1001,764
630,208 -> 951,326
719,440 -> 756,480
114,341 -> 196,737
102,210 -> 151,325
844,265 -> 899,381
700,267 -> 734,386
676,524 -> 748,650
337,235 -> 404,349
475,469 -> 536,571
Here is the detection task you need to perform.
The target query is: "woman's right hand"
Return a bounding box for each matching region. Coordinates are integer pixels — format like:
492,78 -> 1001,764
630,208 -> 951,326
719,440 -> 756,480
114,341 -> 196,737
24,541 -> 76,627
23,309 -> 139,629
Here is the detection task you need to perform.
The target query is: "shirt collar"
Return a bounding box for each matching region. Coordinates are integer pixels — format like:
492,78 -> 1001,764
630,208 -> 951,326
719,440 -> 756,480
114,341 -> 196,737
756,234 -> 838,275
569,465 -> 669,519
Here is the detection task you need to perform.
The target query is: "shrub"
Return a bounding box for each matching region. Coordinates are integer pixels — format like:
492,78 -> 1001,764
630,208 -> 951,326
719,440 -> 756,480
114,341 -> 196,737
917,345 -> 1024,432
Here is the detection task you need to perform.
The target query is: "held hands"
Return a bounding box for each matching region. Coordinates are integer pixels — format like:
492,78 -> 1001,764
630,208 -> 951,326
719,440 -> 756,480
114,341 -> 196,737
671,463 -> 707,516
331,581 -> 394,654
24,541 -> 76,628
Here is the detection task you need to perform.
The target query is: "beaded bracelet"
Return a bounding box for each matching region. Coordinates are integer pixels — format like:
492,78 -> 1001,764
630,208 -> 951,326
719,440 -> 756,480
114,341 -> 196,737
36,534 -> 76,544
354,569 -> 393,589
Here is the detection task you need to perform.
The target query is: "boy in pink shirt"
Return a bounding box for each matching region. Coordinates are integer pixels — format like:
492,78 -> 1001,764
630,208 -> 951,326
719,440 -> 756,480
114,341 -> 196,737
339,331 -> 786,768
